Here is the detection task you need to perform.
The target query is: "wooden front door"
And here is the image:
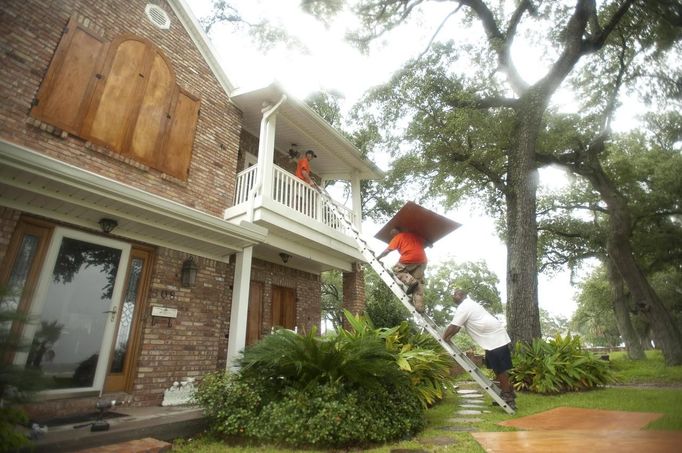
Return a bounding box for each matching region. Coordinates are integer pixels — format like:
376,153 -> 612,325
246,281 -> 263,345
103,247 -> 152,393
271,286 -> 296,330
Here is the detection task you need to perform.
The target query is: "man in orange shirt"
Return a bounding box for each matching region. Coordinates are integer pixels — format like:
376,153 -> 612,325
295,150 -> 317,186
376,227 -> 428,313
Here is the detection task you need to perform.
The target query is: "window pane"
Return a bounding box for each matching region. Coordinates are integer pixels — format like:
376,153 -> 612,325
0,234 -> 39,333
110,257 -> 143,373
25,237 -> 122,389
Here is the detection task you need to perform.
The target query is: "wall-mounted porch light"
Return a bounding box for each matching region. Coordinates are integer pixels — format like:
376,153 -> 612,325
279,252 -> 291,264
181,256 -> 198,287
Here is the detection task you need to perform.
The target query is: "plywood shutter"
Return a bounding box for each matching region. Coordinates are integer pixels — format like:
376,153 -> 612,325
31,21 -> 200,181
31,16 -> 107,135
160,88 -> 199,180
82,37 -> 148,153
129,49 -> 175,167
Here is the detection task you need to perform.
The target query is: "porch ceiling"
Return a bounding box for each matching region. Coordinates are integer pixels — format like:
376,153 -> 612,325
230,83 -> 383,181
0,140 -> 267,262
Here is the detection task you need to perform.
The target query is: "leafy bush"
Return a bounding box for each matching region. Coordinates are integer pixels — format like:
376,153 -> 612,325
193,315 -> 443,448
510,334 -> 616,394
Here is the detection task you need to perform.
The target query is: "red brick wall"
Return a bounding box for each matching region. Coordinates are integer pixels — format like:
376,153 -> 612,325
343,262 -> 366,324
132,248 -> 234,406
0,0 -> 241,217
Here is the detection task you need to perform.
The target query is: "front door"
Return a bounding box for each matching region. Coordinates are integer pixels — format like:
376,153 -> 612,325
271,285 -> 296,330
14,227 -> 130,395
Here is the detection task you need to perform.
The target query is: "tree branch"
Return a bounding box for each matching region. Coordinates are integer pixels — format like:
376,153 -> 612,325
413,5 -> 463,63
461,0 -> 529,94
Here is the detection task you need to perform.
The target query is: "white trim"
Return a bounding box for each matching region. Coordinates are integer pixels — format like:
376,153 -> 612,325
0,140 -> 267,250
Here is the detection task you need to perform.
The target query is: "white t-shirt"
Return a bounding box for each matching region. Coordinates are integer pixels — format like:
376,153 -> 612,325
450,298 -> 511,350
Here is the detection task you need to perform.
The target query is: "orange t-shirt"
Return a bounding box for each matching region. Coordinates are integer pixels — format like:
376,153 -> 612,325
296,158 -> 310,181
388,232 -> 427,264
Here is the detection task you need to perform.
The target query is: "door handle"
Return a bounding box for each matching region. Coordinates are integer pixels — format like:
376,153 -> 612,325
103,306 -> 118,322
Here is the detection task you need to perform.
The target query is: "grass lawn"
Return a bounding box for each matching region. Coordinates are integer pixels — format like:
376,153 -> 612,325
173,349 -> 682,453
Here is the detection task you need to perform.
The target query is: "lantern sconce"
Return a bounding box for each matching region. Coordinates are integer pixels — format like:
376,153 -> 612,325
279,252 -> 291,264
181,256 -> 198,287
98,218 -> 118,234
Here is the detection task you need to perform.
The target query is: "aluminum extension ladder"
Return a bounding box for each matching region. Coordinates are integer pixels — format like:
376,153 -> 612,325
316,186 -> 515,414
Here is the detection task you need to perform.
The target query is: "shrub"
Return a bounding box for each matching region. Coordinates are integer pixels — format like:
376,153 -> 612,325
251,379 -> 424,447
194,319 -> 432,448
192,371 -> 280,438
345,311 -> 456,406
510,334 -> 616,394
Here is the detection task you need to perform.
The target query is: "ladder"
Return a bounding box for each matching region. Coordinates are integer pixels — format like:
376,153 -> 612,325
316,187 -> 515,414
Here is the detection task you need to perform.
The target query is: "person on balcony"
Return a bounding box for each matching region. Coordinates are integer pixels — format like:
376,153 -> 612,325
442,288 -> 517,411
295,150 -> 317,186
376,227 -> 427,313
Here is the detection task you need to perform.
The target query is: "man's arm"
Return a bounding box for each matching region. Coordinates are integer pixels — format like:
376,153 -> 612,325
442,324 -> 461,343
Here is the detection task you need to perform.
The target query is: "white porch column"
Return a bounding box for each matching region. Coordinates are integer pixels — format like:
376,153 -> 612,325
257,96 -> 286,201
226,245 -> 253,369
351,170 -> 362,231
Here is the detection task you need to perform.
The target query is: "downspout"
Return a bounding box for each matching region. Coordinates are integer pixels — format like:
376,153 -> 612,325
246,94 -> 287,222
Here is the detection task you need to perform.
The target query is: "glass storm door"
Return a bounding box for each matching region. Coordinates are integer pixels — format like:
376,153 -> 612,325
16,228 -> 130,394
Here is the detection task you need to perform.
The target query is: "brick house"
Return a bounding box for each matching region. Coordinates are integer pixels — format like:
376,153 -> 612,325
0,0 -> 380,418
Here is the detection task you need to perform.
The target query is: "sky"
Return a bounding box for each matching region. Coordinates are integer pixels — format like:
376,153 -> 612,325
182,0 -> 639,320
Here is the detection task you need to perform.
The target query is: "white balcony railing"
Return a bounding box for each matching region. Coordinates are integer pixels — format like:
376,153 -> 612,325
234,164 -> 356,234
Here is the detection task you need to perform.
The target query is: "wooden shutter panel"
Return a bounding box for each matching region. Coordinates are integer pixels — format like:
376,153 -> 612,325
82,37 -> 148,153
128,50 -> 175,167
31,16 -> 107,135
160,88 -> 200,180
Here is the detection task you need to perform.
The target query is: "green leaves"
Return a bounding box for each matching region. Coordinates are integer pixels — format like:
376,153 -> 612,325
510,334 -> 616,394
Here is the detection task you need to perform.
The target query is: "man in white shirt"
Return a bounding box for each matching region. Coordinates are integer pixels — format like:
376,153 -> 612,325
442,288 -> 516,410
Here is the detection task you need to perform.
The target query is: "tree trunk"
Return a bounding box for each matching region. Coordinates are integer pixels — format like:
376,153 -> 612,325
605,256 -> 645,360
585,158 -> 682,365
506,97 -> 543,345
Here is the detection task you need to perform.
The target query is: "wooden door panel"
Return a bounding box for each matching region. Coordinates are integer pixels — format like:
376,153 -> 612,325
246,281 -> 263,345
84,38 -> 147,152
129,51 -> 174,166
271,286 -> 296,330
31,16 -> 106,135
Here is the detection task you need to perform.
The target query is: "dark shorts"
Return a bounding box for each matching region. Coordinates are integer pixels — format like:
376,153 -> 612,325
484,344 -> 513,374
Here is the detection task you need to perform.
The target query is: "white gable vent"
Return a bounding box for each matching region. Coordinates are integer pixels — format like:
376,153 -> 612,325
145,4 -> 171,30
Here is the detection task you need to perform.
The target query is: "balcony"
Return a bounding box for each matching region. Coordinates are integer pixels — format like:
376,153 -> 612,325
234,165 -> 356,234
225,83 -> 383,272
